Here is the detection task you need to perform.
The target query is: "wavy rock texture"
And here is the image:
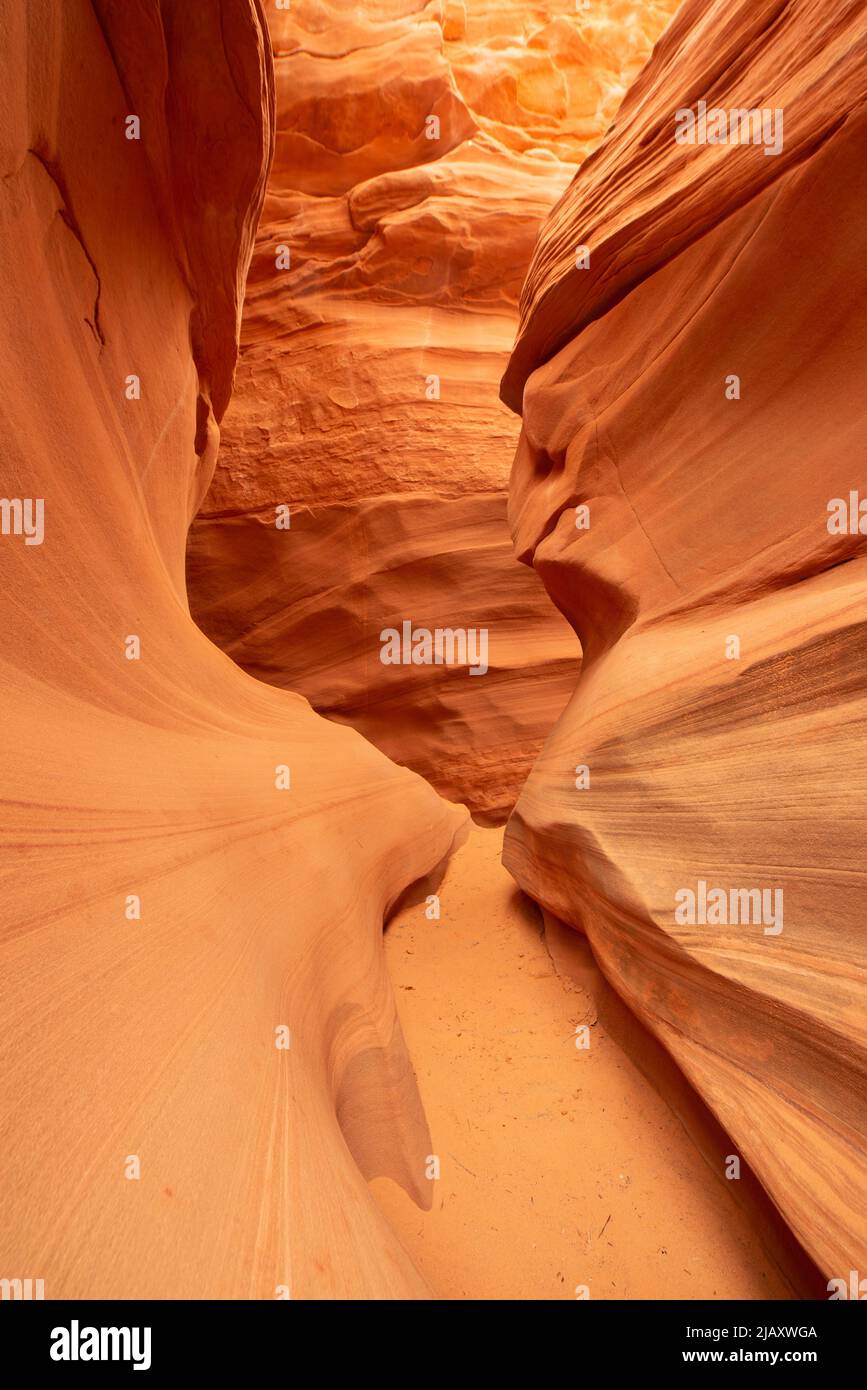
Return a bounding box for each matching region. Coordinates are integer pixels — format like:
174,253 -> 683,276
503,0 -> 867,1278
187,0 -> 677,823
0,0 -> 466,1299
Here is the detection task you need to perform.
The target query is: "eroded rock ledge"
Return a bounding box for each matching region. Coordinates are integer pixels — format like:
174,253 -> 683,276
187,0 -> 677,822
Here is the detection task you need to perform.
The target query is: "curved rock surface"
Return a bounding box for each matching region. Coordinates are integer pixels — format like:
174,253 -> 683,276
187,0 -> 677,822
0,0 -> 466,1299
503,0 -> 867,1277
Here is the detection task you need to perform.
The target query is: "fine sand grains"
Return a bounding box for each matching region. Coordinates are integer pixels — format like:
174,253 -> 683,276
374,826 -> 799,1301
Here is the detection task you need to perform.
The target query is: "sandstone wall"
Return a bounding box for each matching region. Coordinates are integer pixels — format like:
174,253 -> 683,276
187,0 -> 677,822
0,0 -> 466,1299
502,0 -> 867,1278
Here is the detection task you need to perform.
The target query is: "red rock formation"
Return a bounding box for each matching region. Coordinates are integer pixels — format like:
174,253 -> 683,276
502,0 -> 867,1278
0,0 -> 465,1298
187,0 -> 677,822
7,0 -> 850,1307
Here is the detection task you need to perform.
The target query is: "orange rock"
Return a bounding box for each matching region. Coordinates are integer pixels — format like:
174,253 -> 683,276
187,0 -> 677,819
0,0 -> 465,1298
502,0 -> 867,1278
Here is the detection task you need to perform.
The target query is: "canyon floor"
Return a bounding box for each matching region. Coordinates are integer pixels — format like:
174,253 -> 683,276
374,826 -> 795,1300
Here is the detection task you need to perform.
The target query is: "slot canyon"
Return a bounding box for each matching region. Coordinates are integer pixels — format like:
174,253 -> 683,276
0,0 -> 865,1306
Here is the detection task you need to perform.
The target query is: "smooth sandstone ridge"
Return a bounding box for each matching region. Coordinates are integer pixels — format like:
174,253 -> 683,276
187,0 -> 678,823
0,0 -> 467,1298
503,0 -> 867,1276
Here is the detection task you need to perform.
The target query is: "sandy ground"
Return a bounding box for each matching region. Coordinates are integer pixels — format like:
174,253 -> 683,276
373,826 -> 807,1300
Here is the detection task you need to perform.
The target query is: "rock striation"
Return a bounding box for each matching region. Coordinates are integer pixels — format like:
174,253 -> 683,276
187,0 -> 678,822
502,0 -> 867,1279
0,0 -> 466,1299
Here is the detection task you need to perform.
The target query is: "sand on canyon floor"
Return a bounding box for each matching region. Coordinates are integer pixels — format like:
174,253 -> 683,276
373,825 -> 813,1301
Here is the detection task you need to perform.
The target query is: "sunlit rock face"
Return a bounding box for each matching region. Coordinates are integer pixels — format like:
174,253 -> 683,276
187,0 -> 677,823
502,0 -> 867,1278
0,0 -> 466,1299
